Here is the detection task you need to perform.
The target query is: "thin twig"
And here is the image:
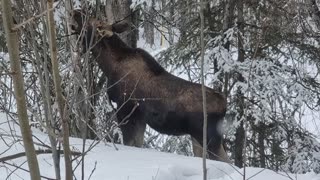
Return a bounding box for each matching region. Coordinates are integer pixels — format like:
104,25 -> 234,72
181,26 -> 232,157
3,161 -> 55,180
246,168 -> 266,180
0,149 -> 81,162
88,161 -> 97,180
12,1 -> 61,31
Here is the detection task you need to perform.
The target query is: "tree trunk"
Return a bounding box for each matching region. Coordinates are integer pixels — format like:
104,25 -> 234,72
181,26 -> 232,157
234,121 -> 245,167
143,0 -> 155,46
217,0 -> 236,93
1,0 -> 41,179
47,0 -> 73,179
105,0 -> 138,47
258,123 -> 266,168
234,0 -> 245,168
168,0 -> 174,44
200,0 -> 207,179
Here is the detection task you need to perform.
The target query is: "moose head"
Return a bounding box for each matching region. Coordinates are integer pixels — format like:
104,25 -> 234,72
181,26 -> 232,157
72,10 -> 130,50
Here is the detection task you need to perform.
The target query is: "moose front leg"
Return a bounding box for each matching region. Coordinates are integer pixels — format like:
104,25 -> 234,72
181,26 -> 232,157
120,117 -> 146,147
117,105 -> 146,147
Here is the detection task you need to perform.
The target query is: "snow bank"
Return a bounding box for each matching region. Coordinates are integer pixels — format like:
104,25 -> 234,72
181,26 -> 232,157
0,113 -> 319,180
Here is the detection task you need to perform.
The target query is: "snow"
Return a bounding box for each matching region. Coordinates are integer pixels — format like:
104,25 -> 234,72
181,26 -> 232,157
0,113 -> 319,180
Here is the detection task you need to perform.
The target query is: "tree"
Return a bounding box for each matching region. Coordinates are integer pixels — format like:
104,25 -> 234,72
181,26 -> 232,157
1,0 -> 41,179
47,0 -> 73,179
199,0 -> 208,179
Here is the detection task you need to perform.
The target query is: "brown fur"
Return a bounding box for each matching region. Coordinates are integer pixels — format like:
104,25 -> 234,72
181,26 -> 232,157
73,11 -> 230,163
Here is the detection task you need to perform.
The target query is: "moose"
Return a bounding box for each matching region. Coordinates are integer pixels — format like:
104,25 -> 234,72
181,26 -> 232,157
72,11 -> 230,163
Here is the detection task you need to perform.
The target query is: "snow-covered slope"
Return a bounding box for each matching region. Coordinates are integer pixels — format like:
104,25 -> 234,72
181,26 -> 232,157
0,113 -> 318,180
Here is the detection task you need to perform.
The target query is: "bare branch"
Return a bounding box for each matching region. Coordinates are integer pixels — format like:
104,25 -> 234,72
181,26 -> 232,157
0,149 -> 81,162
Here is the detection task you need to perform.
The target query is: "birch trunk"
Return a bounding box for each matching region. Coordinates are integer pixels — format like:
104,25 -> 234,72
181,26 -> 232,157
1,0 -> 41,179
200,0 -> 207,179
47,0 -> 73,179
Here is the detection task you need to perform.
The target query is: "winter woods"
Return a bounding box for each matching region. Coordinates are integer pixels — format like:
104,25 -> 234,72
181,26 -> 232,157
154,0 -> 320,173
0,0 -> 319,179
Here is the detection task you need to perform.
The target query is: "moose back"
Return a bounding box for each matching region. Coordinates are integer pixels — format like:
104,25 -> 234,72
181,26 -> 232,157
72,11 -> 230,163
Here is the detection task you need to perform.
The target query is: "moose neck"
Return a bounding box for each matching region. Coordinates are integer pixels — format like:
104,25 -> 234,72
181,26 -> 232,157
93,34 -> 132,78
103,34 -> 131,50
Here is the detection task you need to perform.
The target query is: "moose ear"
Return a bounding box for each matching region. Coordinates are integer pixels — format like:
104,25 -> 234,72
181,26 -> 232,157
72,10 -> 85,33
112,22 -> 130,33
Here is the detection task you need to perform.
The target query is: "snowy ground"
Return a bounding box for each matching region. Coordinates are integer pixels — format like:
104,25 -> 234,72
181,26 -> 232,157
0,113 -> 319,180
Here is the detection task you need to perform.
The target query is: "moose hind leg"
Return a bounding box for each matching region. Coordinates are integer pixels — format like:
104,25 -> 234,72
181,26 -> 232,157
192,137 -> 203,158
210,144 -> 231,163
193,133 -> 229,162
207,122 -> 231,163
191,116 -> 230,163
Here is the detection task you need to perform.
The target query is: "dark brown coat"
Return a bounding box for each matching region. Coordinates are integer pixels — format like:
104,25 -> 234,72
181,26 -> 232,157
73,11 -> 230,163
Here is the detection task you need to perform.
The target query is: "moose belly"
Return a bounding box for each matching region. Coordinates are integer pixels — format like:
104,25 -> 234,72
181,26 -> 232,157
145,111 -> 190,136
